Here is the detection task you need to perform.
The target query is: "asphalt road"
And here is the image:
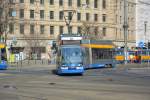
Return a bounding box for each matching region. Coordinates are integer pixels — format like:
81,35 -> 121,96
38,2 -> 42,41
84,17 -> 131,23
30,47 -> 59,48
0,64 -> 150,100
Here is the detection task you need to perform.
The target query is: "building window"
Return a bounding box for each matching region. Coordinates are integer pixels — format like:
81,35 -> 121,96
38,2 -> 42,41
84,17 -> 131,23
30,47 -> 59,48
102,0 -> 106,9
0,8 -> 3,17
9,0 -> 15,4
30,24 -> 34,34
30,0 -> 34,4
77,0 -> 81,7
9,8 -> 13,17
49,0 -> 54,5
102,14 -> 106,22
120,16 -> 122,24
120,29 -> 122,37
20,0 -> 24,3
86,0 -> 90,5
0,24 -> 4,34
30,10 -> 34,19
68,0 -> 72,6
20,24 -> 24,34
94,14 -> 98,21
116,15 -> 118,23
116,0 -> 118,9
40,25 -> 44,34
68,12 -> 73,20
0,24 -> 3,33
59,11 -> 64,20
102,27 -> 106,36
50,26 -> 54,35
19,9 -> 24,18
120,1 -> 122,10
50,11 -> 54,19
68,26 -> 72,34
59,0 -> 63,6
9,23 -> 14,34
40,10 -> 44,19
59,26 -> 63,34
94,0 -> 98,8
77,27 -> 81,34
77,13 -> 81,21
86,13 -> 90,21
40,0 -> 44,5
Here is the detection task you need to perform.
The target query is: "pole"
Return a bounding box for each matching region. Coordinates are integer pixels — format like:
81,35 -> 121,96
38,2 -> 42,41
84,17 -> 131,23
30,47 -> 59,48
144,21 -> 147,43
144,21 -> 149,66
123,0 -> 128,64
145,21 -> 149,67
148,40 -> 149,68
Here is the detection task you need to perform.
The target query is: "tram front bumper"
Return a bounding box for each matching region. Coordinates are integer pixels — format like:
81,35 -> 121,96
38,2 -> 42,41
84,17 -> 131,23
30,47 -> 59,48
58,67 -> 84,74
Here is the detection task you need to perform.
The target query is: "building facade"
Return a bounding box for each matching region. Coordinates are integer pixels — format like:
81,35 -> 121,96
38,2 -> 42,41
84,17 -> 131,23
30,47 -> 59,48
115,0 -> 136,47
136,0 -> 150,46
1,0 -> 136,59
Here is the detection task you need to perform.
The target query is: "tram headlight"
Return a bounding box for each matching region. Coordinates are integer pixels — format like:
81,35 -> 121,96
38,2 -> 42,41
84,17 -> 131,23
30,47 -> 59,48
62,64 -> 67,67
77,63 -> 83,66
61,67 -> 68,69
76,66 -> 83,69
61,65 -> 68,69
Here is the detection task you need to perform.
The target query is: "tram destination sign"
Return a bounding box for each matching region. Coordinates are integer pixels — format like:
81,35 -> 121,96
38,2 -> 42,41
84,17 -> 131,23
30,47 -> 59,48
61,36 -> 82,40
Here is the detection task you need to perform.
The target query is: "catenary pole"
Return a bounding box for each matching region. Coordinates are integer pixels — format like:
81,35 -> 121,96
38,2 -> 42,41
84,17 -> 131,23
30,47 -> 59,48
123,0 -> 128,64
144,21 -> 150,67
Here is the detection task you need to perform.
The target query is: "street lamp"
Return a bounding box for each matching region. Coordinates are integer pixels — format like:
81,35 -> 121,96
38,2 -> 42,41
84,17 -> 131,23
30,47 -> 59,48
123,0 -> 128,64
144,21 -> 147,43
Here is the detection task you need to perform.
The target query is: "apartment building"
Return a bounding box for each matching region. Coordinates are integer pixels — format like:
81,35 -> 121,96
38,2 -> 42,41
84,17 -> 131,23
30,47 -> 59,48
1,0 -> 136,59
114,0 -> 136,47
136,0 -> 150,46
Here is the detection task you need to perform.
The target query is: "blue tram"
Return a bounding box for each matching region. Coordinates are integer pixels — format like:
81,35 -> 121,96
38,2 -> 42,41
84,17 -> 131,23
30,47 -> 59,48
56,34 -> 84,75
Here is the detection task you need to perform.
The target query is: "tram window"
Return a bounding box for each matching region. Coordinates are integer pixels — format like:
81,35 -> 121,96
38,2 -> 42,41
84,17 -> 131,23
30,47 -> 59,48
104,49 -> 113,59
92,49 -> 113,59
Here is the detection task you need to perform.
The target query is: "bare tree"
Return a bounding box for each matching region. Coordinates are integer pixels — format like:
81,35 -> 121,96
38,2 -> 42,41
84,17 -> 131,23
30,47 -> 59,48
22,0 -> 46,61
80,21 -> 104,40
0,0 -> 9,43
23,31 -> 45,60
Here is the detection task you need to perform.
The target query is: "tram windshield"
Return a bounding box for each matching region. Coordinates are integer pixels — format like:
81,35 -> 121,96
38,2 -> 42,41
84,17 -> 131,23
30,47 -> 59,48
61,47 -> 83,64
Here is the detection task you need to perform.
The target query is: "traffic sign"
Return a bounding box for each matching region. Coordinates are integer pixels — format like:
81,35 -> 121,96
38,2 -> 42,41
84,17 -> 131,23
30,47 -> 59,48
138,41 -> 145,48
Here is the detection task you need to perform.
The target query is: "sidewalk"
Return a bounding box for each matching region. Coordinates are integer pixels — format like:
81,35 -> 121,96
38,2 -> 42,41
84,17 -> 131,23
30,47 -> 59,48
116,63 -> 150,68
7,60 -> 56,71
116,63 -> 150,76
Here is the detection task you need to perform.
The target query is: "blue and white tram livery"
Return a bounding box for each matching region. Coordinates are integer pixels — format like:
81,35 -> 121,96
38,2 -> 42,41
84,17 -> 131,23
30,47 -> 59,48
57,45 -> 84,75
81,40 -> 116,69
56,34 -> 85,75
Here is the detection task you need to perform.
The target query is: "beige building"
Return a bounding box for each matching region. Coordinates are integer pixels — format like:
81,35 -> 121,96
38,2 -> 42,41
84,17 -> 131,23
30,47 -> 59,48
1,0 -> 136,59
114,0 -> 136,47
